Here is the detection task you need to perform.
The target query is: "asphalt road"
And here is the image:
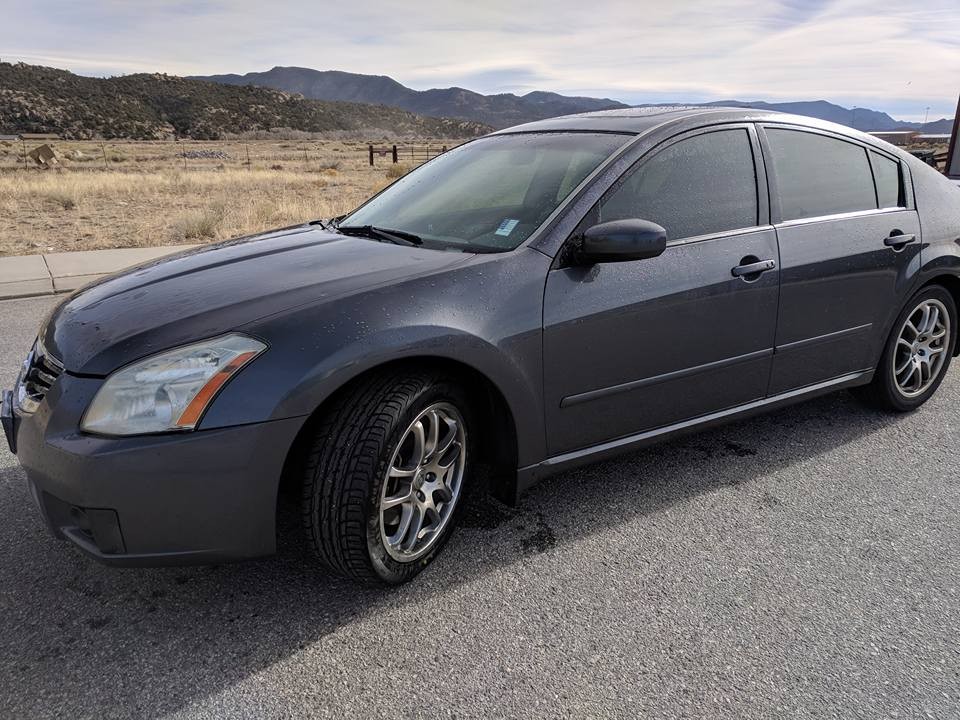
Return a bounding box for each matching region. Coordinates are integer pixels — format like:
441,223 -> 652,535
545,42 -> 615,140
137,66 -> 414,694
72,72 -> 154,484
1,294 -> 959,719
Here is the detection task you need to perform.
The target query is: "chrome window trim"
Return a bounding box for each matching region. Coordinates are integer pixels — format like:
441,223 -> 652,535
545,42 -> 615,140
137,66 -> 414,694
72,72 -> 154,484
665,224 -> 773,248
775,206 -> 910,229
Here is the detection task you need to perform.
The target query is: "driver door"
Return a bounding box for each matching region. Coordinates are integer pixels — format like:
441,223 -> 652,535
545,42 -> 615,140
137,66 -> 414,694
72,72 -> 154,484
543,125 -> 780,455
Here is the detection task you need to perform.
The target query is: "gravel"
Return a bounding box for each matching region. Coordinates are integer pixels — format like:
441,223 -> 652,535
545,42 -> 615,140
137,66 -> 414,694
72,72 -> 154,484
178,150 -> 232,160
1,295 -> 958,719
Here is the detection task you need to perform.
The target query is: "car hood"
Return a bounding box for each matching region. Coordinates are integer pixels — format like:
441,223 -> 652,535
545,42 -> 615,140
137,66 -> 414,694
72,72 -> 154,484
40,225 -> 471,375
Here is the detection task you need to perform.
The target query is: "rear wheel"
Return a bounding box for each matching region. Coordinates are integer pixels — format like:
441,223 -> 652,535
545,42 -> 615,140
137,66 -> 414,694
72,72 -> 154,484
300,371 -> 471,583
854,286 -> 957,411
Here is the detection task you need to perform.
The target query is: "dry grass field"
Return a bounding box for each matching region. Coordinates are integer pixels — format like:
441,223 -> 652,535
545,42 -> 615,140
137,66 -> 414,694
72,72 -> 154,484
0,138 -> 460,257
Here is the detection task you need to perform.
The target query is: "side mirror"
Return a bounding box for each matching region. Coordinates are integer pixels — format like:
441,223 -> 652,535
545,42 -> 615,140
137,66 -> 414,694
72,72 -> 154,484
577,219 -> 668,264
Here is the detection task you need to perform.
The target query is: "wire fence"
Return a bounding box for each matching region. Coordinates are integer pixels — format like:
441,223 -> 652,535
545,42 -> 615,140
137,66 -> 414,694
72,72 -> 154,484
0,138 -> 463,174
367,144 -> 448,166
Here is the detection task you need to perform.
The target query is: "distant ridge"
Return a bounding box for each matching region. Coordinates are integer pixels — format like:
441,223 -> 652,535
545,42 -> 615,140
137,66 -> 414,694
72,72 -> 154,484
194,66 -> 953,133
700,99 -> 953,133
192,67 -> 630,129
0,62 -> 492,140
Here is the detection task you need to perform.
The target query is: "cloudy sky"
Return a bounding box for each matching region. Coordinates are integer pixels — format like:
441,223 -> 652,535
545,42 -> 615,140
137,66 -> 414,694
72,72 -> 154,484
3,0 -> 958,121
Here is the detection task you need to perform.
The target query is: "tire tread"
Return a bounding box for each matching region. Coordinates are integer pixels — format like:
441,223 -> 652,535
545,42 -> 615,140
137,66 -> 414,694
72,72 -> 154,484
299,371 -> 431,582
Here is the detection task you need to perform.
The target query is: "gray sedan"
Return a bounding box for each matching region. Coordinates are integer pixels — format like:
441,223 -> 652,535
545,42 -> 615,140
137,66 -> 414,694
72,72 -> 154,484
4,107 -> 960,583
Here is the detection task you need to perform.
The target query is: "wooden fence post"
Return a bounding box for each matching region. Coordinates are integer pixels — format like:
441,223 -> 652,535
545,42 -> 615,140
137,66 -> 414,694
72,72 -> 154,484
392,145 -> 398,164
369,145 -> 374,166
100,141 -> 108,168
20,138 -> 27,167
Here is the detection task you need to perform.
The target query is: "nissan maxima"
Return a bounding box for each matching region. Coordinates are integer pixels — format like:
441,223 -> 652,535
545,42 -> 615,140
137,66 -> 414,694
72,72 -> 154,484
4,108 -> 960,583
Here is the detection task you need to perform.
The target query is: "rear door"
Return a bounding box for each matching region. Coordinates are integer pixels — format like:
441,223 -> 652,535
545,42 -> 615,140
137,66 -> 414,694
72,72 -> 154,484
760,126 -> 921,394
542,125 -> 780,455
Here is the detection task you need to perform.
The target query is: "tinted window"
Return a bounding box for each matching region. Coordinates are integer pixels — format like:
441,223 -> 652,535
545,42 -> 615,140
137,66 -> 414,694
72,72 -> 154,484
766,129 -> 877,221
871,151 -> 902,208
599,129 -> 758,240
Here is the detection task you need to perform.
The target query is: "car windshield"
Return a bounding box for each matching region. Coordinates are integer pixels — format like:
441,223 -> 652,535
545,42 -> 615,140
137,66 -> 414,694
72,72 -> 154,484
339,132 -> 630,252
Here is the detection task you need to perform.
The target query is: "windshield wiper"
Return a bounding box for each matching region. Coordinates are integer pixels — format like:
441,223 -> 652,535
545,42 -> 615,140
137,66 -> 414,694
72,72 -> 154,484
337,225 -> 423,246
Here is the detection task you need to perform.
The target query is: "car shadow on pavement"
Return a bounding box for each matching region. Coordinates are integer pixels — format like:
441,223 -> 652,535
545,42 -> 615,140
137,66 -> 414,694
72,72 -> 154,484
0,389 -> 915,717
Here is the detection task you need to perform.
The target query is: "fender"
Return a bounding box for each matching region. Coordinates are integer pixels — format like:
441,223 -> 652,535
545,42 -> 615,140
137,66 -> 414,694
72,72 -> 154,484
280,325 -> 543,467
909,150 -> 960,353
198,248 -> 552,469
917,243 -> 960,290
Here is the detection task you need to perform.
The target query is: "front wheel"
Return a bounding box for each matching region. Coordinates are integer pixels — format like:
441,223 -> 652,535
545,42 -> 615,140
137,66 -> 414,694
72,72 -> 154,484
300,371 -> 471,583
854,286 -> 957,412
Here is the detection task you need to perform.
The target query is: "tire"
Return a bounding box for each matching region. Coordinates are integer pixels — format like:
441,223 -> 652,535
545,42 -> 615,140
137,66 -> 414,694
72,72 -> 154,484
300,371 -> 472,583
854,285 -> 957,412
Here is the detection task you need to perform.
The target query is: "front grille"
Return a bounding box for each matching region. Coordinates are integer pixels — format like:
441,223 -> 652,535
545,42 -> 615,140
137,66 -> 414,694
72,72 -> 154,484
17,341 -> 64,412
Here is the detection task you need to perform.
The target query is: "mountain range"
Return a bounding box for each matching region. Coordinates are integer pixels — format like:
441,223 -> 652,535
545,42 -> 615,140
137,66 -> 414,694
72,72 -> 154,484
193,68 -> 628,129
194,66 -> 954,133
1,61 -> 952,141
0,63 -> 491,140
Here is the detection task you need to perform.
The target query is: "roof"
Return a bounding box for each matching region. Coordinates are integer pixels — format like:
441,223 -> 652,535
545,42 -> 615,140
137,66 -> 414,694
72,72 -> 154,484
491,107 -> 915,162
493,105 -> 884,136
493,106 -> 726,135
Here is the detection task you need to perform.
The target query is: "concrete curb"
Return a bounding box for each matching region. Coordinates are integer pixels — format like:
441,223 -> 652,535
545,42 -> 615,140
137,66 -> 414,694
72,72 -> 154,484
0,245 -> 198,300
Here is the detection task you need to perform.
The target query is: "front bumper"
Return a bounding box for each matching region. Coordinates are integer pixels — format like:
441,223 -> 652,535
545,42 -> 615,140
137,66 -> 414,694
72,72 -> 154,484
8,372 -> 305,566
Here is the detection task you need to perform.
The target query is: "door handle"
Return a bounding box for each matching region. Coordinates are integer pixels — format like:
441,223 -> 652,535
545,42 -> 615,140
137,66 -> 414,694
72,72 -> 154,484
732,258 -> 776,279
883,232 -> 917,249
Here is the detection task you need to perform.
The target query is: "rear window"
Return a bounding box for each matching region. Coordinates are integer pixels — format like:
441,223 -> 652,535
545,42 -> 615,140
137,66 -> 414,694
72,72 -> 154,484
766,128 -> 877,221
871,151 -> 903,209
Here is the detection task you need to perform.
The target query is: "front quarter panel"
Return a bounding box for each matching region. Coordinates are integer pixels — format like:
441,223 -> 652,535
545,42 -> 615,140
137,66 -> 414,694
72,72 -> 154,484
199,248 -> 551,468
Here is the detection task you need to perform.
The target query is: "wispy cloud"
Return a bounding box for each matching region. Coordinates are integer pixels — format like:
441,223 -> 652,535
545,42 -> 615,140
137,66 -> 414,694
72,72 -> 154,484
3,0 -> 957,119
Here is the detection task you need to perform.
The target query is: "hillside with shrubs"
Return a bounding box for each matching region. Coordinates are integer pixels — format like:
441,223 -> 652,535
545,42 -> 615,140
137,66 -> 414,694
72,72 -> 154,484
0,62 -> 492,140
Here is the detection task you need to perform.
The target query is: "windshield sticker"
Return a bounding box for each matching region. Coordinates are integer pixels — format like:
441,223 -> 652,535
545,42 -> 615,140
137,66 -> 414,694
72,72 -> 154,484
495,219 -> 520,237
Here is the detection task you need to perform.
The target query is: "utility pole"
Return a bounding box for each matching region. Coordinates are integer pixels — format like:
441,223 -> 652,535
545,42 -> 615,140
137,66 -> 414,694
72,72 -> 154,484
924,106 -> 930,126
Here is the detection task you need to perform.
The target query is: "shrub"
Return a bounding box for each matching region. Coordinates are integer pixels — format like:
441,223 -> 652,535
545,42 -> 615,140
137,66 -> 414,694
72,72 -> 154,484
43,188 -> 79,210
385,163 -> 409,179
170,205 -> 223,240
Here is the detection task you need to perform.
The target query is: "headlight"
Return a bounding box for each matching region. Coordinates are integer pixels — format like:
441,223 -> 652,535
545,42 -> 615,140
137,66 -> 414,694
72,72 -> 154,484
81,334 -> 266,436
14,349 -> 37,414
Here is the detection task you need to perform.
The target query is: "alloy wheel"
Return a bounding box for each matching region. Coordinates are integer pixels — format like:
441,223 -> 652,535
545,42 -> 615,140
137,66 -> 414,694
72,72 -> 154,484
379,402 -> 467,561
892,298 -> 951,398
